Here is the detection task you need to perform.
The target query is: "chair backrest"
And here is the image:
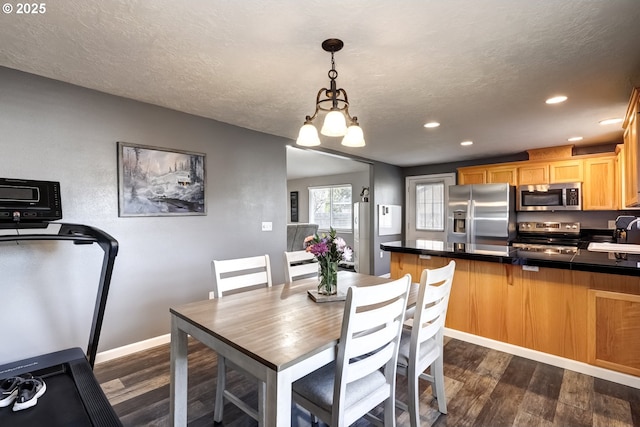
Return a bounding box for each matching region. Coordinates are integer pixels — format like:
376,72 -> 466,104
333,274 -> 411,426
210,254 -> 272,298
411,260 -> 456,367
283,250 -> 318,283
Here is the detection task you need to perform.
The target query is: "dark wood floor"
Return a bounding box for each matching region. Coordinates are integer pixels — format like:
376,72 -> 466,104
94,337 -> 640,426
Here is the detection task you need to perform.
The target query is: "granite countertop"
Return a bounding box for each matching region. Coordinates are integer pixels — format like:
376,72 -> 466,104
381,239 -> 640,277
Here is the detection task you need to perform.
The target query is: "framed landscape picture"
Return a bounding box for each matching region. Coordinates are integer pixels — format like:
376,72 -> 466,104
117,142 -> 206,217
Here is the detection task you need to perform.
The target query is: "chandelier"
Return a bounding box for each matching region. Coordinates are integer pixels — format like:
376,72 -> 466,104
296,38 -> 365,148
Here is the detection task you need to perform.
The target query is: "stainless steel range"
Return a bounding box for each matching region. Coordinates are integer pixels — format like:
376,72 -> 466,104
512,221 -> 581,255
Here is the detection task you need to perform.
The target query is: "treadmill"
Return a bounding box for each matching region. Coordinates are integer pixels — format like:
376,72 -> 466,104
0,222 -> 121,426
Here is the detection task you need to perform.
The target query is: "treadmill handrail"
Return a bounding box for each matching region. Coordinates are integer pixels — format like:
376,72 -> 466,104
0,222 -> 119,368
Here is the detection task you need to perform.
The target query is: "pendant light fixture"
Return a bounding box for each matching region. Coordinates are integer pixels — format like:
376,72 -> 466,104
296,38 -> 365,148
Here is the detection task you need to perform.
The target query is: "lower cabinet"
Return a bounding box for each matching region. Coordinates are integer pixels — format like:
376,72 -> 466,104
588,289 -> 640,376
389,252 -> 640,375
521,267 -> 587,362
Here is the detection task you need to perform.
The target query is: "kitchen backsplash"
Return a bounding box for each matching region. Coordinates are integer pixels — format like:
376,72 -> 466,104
516,210 -> 626,230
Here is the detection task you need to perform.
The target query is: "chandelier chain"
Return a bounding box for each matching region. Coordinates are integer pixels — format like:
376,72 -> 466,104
328,51 -> 338,81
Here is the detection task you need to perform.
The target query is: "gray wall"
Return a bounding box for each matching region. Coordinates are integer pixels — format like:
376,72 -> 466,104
371,161 -> 404,276
0,67 -> 289,364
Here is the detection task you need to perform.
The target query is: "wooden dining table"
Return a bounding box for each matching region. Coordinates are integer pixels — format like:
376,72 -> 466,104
169,270 -> 417,426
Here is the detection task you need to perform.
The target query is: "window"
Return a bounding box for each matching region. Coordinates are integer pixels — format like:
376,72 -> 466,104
415,182 -> 444,231
309,185 -> 352,231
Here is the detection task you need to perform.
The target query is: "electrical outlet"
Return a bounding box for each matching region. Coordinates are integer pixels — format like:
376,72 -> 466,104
261,221 -> 272,231
608,220 -> 616,229
380,251 -> 384,258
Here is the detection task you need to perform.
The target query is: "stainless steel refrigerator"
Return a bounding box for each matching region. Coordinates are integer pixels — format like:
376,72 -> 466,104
447,183 -> 516,244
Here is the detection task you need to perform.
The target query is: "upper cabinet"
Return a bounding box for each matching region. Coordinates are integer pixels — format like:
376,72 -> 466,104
458,165 -> 517,185
549,159 -> 583,183
457,145 -> 620,210
518,163 -> 548,185
583,155 -> 618,210
623,87 -> 640,207
486,166 -> 518,185
457,167 -> 487,185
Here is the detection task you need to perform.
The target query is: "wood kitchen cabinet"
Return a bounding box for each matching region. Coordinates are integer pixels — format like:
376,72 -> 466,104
623,87 -> 640,207
420,257 -> 475,333
388,252 -> 640,375
458,165 -> 518,185
486,166 -> 518,185
518,162 -> 549,185
520,267 -> 587,361
583,155 -> 618,210
588,290 -> 640,376
458,152 -> 620,210
469,261 -> 523,345
390,254 -> 522,343
549,159 -> 583,183
457,167 -> 487,184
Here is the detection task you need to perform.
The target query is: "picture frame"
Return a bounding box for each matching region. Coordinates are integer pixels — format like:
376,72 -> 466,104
290,191 -> 299,222
117,142 -> 206,217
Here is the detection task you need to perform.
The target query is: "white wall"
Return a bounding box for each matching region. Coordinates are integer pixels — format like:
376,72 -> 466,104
0,67 -> 290,364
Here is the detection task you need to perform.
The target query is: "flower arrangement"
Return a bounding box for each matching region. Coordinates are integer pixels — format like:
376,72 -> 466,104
305,227 -> 353,295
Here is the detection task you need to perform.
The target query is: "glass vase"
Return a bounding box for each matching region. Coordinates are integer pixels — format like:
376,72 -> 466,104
318,258 -> 339,295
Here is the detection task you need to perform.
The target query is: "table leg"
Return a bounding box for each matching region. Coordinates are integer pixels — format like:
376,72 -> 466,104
265,368 -> 292,427
170,316 -> 189,426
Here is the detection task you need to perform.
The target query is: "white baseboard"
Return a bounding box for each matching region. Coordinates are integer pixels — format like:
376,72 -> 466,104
95,333 -> 170,364
445,328 -> 640,390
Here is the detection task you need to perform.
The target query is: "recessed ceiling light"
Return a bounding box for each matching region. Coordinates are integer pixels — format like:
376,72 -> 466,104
545,95 -> 568,104
424,122 -> 440,128
567,136 -> 583,142
599,118 -> 623,125
460,141 -> 473,146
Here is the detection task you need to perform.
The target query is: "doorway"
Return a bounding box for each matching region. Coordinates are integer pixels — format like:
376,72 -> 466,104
286,146 -> 372,271
406,173 -> 456,241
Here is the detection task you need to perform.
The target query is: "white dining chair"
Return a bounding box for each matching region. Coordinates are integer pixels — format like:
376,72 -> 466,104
283,250 -> 318,283
396,260 -> 456,427
292,274 -> 412,426
210,254 -> 272,424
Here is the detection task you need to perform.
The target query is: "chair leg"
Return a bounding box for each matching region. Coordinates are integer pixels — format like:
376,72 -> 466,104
383,393 -> 396,426
408,369 -> 421,427
257,377 -> 266,426
433,356 -> 447,414
214,356 -> 226,423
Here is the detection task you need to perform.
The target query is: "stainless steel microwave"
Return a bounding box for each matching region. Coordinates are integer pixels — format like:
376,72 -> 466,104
516,182 -> 582,211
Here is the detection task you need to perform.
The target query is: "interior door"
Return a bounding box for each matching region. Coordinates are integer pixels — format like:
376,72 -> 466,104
406,173 -> 456,241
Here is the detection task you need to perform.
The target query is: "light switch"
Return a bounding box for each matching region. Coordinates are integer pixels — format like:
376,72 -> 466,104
261,222 -> 272,231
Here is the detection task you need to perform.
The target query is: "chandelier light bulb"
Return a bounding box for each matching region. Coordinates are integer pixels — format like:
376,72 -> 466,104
321,110 -> 348,136
341,124 -> 365,147
296,123 -> 321,146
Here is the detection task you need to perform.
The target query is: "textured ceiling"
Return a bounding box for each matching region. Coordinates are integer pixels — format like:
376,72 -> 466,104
1,0 -> 640,173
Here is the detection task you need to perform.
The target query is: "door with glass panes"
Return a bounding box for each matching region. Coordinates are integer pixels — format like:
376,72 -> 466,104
406,173 -> 455,241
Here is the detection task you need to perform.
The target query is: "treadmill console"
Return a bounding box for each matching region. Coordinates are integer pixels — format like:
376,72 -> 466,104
0,178 -> 62,225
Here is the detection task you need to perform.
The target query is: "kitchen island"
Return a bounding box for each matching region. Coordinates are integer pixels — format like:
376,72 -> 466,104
382,240 -> 640,384
382,239 -> 640,277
